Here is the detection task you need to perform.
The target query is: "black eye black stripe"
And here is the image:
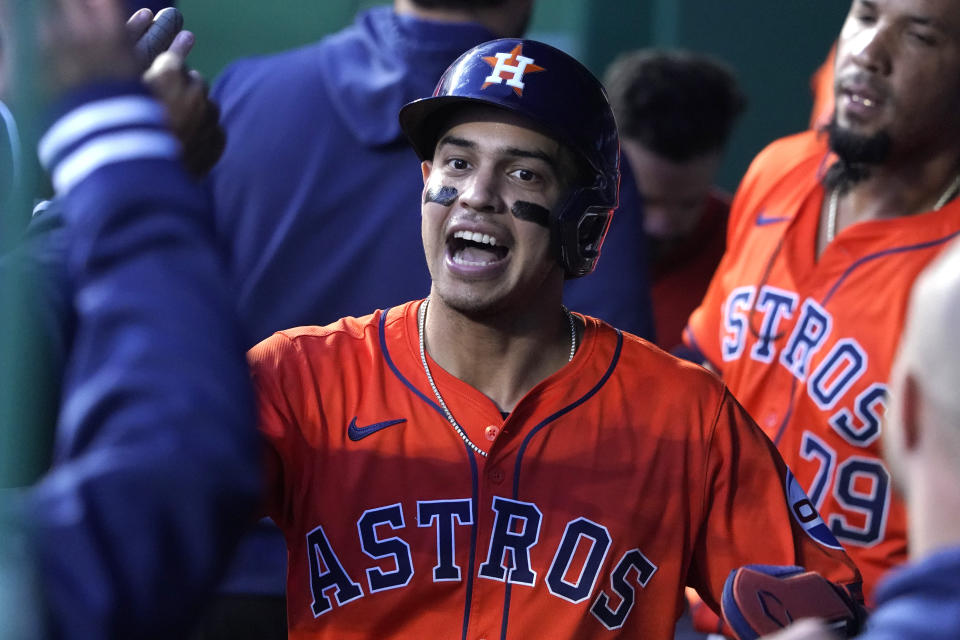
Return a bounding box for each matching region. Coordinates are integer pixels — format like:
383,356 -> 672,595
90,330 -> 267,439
511,201 -> 550,227
424,185 -> 458,206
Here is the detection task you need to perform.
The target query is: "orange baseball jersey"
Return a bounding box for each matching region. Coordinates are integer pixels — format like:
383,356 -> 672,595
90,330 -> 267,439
685,130 -> 960,602
250,299 -> 859,639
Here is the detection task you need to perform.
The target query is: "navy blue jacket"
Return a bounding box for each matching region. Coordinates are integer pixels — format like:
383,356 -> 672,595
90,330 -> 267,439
858,547 -> 960,639
0,82 -> 260,639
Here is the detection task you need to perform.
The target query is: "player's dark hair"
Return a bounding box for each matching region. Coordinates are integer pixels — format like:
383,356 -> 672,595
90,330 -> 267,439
604,49 -> 746,163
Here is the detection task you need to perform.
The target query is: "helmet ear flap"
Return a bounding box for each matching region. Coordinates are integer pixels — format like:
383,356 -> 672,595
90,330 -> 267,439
578,209 -> 613,257
552,187 -> 616,279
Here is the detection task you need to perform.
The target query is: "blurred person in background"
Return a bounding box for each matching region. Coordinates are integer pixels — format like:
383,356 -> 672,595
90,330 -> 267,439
605,49 -> 745,358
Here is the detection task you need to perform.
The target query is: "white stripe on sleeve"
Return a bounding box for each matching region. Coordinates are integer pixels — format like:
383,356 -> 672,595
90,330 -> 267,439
38,95 -> 166,169
51,129 -> 179,195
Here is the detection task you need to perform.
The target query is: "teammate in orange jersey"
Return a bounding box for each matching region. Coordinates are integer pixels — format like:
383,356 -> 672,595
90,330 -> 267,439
249,39 -> 861,639
685,0 -> 960,605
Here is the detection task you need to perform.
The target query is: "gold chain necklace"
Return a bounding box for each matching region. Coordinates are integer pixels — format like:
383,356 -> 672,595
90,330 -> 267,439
417,298 -> 576,457
827,172 -> 960,244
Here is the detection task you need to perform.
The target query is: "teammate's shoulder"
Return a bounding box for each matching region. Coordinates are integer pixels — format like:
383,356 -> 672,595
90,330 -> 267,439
749,130 -> 830,181
213,39 -> 328,98
761,129 -> 828,157
727,130 -> 829,233
222,36 -> 328,73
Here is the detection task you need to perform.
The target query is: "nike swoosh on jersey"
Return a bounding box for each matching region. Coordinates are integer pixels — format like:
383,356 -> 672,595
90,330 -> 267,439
755,210 -> 793,226
347,417 -> 407,441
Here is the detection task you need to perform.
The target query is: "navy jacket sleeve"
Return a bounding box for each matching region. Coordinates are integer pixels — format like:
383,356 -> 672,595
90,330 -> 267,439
12,82 -> 260,639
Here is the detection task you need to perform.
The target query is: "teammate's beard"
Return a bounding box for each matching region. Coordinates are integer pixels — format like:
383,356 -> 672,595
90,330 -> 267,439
822,115 -> 892,191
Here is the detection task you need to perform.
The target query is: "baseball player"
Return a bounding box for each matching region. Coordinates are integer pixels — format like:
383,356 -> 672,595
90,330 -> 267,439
249,38 -> 861,639
684,0 -> 960,604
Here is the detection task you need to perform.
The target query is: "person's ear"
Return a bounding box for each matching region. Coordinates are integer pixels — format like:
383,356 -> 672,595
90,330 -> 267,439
901,373 -> 921,451
421,160 -> 432,185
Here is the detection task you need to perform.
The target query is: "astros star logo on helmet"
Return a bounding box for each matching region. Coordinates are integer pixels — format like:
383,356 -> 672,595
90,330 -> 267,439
482,44 -> 545,96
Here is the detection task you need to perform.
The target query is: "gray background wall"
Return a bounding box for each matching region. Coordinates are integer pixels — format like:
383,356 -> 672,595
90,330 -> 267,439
181,1 -> 849,191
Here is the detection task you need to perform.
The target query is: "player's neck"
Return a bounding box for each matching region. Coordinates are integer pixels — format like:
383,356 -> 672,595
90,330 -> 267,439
421,295 -> 578,413
855,156 -> 959,215
819,153 -> 960,257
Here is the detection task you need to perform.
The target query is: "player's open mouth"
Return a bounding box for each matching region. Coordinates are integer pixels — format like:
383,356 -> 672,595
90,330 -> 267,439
447,229 -> 509,266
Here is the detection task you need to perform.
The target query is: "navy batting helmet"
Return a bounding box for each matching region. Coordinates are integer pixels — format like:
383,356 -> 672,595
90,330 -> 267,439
399,38 -> 620,278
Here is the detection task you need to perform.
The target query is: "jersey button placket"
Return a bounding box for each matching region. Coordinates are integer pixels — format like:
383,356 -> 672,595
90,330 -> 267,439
483,425 -> 506,485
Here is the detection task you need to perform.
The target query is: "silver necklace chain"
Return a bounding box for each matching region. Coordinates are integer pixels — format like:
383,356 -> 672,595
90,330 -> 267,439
417,298 -> 577,457
826,186 -> 841,245
827,172 -> 960,244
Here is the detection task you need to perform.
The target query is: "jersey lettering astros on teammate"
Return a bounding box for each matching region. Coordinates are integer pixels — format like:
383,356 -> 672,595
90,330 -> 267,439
686,130 -> 960,601
250,299 -> 859,639
719,284 -> 890,546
